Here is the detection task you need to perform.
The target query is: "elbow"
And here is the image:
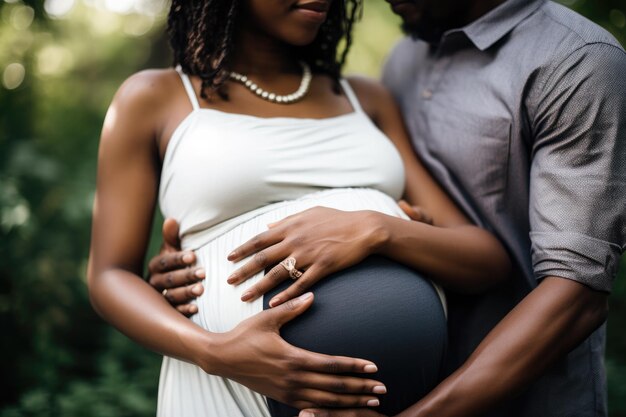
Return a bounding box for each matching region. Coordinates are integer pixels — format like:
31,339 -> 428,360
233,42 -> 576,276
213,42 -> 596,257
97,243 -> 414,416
561,277 -> 610,328
491,251 -> 513,287
86,261 -> 106,317
546,276 -> 609,333
455,227 -> 513,294
582,290 -> 609,328
86,271 -> 102,316
468,247 -> 513,294
86,261 -> 96,303
446,255 -> 512,295
486,234 -> 514,286
595,301 -> 609,327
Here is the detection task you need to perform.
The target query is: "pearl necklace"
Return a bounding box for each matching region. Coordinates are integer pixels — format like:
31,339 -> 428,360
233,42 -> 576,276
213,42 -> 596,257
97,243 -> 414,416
228,61 -> 312,105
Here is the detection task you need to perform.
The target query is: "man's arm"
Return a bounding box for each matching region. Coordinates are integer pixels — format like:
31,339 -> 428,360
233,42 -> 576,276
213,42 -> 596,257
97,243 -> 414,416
396,277 -> 607,417
301,41 -> 626,417
298,278 -> 607,417
403,44 -> 626,417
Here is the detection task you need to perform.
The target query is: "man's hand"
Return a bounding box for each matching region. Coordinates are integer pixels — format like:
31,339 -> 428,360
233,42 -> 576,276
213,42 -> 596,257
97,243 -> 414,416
299,408 -> 388,417
213,292 -> 387,409
147,218 -> 205,316
397,200 -> 433,225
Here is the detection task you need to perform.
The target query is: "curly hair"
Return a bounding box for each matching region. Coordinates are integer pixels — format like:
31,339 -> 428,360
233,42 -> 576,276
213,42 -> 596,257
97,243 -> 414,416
167,0 -> 363,99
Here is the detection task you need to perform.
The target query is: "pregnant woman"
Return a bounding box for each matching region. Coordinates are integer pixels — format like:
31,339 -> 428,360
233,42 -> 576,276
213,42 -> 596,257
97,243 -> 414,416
87,0 -> 512,416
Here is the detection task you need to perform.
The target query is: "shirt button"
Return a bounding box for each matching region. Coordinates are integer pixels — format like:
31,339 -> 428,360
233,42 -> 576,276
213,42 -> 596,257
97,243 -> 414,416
422,89 -> 433,100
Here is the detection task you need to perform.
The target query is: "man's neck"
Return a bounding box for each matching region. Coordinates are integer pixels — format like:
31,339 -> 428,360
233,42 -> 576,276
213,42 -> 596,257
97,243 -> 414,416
412,0 -> 507,45
464,0 -> 506,25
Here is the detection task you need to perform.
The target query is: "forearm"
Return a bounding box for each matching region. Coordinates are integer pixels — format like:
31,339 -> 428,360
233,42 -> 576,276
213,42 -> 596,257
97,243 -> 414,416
88,268 -> 221,373
397,277 -> 608,417
373,212 -> 511,292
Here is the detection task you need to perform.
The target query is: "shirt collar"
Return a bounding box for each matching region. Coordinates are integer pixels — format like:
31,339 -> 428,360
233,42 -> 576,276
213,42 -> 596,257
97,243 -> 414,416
443,0 -> 545,51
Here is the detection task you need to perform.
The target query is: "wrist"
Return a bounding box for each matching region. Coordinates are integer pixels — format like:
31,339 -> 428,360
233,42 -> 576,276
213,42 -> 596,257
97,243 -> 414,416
186,328 -> 226,375
363,211 -> 392,254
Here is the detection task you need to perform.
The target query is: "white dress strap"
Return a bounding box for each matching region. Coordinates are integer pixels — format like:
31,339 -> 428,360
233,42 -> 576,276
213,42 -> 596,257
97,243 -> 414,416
175,65 -> 200,110
339,78 -> 364,114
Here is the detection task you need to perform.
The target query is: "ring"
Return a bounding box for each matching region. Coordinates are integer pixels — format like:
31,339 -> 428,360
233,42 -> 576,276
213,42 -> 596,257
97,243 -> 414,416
280,257 -> 304,280
162,289 -> 168,297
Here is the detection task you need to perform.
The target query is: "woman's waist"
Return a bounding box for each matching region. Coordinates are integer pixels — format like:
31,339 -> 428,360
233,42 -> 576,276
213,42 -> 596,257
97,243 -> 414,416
180,187 -> 406,251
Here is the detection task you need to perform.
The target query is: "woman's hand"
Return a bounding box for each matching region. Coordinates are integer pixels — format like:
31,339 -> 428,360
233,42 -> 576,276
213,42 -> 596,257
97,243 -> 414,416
212,292 -> 387,409
147,205 -> 432,313
226,207 -> 389,307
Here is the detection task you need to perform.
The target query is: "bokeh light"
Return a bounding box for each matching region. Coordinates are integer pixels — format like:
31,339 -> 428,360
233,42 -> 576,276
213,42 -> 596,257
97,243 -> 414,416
2,62 -> 25,89
104,0 -> 133,14
44,0 -> 76,18
37,45 -> 74,76
9,4 -> 34,30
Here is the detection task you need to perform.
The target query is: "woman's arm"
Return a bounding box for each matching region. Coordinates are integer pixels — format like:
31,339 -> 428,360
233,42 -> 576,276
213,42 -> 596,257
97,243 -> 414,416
88,70 -> 384,409
225,76 -> 511,305
87,70 -> 214,363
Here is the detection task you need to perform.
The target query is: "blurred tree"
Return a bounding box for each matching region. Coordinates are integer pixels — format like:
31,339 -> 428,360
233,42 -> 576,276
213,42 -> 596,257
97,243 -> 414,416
0,0 -> 624,416
1,2 -> 169,415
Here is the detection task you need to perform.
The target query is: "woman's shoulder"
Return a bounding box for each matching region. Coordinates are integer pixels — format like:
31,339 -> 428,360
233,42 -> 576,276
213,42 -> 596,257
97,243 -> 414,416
112,68 -> 181,113
344,75 -> 398,124
102,68 -> 183,150
105,68 -> 185,142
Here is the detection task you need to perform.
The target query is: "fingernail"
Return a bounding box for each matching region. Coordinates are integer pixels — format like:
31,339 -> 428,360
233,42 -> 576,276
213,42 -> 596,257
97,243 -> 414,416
227,273 -> 237,284
364,364 -> 378,373
241,291 -> 253,301
373,385 -> 387,394
367,399 -> 380,407
269,297 -> 281,308
191,284 -> 203,295
228,251 -> 237,260
300,412 -> 315,417
195,268 -> 205,278
299,292 -> 313,301
189,305 -> 198,313
183,252 -> 194,263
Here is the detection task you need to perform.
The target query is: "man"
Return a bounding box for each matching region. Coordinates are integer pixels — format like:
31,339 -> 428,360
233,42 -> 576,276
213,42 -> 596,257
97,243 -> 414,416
148,0 -> 626,415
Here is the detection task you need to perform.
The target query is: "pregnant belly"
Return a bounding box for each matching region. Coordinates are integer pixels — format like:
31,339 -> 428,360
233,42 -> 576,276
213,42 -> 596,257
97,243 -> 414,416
188,189 -> 447,415
264,256 -> 447,417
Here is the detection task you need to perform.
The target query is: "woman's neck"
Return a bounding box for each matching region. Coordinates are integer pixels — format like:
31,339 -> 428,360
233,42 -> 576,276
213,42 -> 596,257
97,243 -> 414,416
230,30 -> 301,77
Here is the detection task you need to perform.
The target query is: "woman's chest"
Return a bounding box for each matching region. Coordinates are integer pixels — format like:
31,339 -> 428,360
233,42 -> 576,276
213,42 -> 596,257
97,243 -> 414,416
159,113 -> 406,228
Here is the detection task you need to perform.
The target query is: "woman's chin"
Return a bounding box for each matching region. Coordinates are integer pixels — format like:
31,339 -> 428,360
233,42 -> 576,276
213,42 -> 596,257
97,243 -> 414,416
286,32 -> 322,47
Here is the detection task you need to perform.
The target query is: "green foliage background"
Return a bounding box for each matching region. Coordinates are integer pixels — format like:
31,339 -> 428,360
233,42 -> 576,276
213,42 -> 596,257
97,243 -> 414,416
0,0 -> 624,415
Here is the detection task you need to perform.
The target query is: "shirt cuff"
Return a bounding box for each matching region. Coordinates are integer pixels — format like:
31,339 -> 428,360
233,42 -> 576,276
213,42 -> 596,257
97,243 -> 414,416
530,231 -> 622,293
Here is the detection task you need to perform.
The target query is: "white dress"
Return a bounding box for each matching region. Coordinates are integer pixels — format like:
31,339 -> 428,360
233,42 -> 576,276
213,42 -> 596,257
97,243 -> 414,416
156,68 -> 443,417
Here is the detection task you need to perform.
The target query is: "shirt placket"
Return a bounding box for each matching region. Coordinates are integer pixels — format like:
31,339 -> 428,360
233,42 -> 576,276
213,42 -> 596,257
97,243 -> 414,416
415,47 -> 453,154
420,46 -> 452,102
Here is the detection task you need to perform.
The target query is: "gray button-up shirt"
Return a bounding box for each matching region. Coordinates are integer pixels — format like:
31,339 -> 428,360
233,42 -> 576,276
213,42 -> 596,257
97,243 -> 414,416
382,1 -> 626,416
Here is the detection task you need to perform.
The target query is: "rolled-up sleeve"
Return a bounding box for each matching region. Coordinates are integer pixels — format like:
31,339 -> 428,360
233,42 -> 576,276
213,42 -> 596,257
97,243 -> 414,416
528,43 -> 626,292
